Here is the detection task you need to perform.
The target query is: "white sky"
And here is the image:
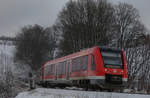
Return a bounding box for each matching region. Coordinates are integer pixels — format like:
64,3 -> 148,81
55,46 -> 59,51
0,0 -> 68,37
0,0 -> 149,37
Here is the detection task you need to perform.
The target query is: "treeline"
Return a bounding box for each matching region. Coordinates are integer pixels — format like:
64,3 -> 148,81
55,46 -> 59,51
13,0 -> 150,92
14,25 -> 56,71
0,36 -> 16,41
54,0 -> 147,56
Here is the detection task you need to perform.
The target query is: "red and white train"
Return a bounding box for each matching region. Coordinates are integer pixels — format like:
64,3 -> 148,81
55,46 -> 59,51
36,46 -> 127,91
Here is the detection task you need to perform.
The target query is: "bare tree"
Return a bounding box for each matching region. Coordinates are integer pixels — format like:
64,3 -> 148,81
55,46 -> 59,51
111,3 -> 149,92
113,3 -> 146,48
54,0 -> 115,56
15,24 -> 56,71
124,41 -> 150,94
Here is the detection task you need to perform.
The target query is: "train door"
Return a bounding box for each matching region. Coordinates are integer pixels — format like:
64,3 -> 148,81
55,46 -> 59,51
88,54 -> 96,76
80,55 -> 88,77
66,60 -> 71,80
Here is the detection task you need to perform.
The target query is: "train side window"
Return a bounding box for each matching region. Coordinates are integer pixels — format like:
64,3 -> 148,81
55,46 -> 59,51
52,64 -> 55,74
76,57 -> 81,71
45,65 -> 48,75
72,57 -> 81,72
60,62 -> 63,75
91,55 -> 96,70
57,63 -> 59,75
63,61 -> 66,74
72,58 -> 77,72
82,55 -> 88,71
60,62 -> 63,74
57,61 -> 66,75
77,57 -> 81,71
47,65 -> 50,75
48,64 -> 54,75
56,63 -> 59,75
72,59 -> 75,72
57,62 -> 62,75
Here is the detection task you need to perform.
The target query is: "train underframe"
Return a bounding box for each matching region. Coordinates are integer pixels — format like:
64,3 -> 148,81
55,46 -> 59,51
39,75 -> 126,92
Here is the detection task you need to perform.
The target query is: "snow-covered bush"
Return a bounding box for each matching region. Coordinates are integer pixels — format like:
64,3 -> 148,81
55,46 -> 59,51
0,68 -> 14,98
125,45 -> 150,92
0,44 -> 17,98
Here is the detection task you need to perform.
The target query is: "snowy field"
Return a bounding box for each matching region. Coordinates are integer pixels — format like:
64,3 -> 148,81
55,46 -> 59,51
0,44 -> 15,74
0,44 -> 15,57
15,88 -> 150,98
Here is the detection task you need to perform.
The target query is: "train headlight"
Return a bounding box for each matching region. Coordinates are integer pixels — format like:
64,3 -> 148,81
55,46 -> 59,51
113,70 -> 117,73
105,69 -> 107,72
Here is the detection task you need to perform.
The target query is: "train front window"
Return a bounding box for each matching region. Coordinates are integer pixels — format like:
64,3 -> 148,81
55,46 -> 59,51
100,49 -> 123,69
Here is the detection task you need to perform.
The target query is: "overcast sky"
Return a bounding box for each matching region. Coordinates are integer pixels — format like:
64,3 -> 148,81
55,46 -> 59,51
0,0 -> 149,37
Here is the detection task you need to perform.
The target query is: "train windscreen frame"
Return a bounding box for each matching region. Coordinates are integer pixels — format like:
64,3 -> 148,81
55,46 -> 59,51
99,47 -> 123,69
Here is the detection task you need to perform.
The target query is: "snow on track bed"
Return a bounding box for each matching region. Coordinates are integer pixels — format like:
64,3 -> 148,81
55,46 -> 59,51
15,88 -> 150,98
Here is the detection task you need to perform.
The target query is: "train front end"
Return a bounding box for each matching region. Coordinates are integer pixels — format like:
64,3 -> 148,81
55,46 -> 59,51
96,47 -> 128,90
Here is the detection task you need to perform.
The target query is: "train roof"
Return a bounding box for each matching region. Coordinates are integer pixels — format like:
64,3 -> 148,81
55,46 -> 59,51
44,46 -> 98,65
44,46 -> 123,66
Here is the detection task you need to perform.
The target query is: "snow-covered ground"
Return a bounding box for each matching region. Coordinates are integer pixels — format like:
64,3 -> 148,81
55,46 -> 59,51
15,88 -> 150,98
